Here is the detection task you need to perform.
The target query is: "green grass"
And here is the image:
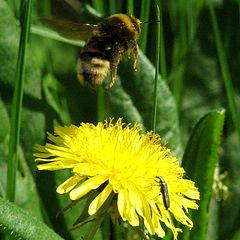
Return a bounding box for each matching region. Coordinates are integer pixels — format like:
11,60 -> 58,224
1,1 -> 240,240
151,2 -> 161,132
208,1 -> 240,144
6,0 -> 32,202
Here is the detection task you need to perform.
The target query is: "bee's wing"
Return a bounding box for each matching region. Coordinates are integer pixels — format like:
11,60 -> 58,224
41,19 -> 98,41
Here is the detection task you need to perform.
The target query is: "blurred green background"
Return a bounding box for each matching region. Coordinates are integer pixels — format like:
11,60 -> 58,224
0,0 -> 240,240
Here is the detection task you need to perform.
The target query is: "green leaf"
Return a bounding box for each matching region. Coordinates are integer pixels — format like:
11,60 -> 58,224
42,74 -> 71,124
180,44 -> 223,144
138,0 -> 150,54
0,97 -> 10,147
106,50 -> 182,156
0,0 -> 42,99
181,109 -> 225,240
105,80 -> 145,129
0,197 -> 63,240
206,197 -> 219,240
0,96 -> 43,220
0,97 -> 10,198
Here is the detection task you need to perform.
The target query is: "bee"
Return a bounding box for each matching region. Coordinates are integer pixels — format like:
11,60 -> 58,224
155,176 -> 170,210
43,14 -> 158,89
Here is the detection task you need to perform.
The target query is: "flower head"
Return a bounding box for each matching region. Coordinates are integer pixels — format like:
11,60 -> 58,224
34,118 -> 199,239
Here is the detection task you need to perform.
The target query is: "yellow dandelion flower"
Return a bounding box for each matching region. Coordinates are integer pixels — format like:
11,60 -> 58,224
34,118 -> 199,239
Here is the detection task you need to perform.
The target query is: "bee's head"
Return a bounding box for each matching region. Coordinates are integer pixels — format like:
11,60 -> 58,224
129,16 -> 142,34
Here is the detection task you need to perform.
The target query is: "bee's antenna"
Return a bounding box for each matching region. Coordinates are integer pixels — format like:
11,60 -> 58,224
141,20 -> 160,24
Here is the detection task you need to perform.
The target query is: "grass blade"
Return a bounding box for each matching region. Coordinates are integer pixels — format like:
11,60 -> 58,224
208,1 -> 240,144
97,87 -> 106,122
6,0 -> 32,202
109,0 -> 117,15
151,2 -> 161,132
170,1 -> 188,110
92,0 -> 105,14
127,0 -> 134,15
139,0 -> 150,54
158,1 -> 167,79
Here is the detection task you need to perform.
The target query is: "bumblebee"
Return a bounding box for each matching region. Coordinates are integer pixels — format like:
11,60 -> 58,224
43,14 -> 144,89
155,176 -> 170,210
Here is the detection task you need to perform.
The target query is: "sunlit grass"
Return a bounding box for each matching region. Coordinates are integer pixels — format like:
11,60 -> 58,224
1,1 -> 239,240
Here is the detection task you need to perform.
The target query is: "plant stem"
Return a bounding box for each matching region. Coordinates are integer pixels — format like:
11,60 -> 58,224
6,0 -> 32,202
151,3 -> 161,132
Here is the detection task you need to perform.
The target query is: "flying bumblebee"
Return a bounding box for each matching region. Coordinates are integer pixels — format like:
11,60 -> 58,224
43,13 -> 155,89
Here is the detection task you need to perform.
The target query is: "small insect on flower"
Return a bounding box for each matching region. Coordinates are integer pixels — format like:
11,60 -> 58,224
42,14 -> 159,89
155,176 -> 170,210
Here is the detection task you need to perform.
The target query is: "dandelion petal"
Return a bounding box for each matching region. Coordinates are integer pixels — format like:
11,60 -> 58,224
88,184 -> 113,215
57,175 -> 84,194
70,175 -> 108,200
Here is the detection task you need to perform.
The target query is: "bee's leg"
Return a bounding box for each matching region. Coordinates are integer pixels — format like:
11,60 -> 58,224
107,64 -> 118,88
107,61 -> 120,88
127,48 -> 131,59
132,41 -> 138,71
106,43 -> 122,89
128,40 -> 138,71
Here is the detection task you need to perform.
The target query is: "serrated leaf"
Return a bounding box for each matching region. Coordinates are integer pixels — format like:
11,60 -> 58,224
106,50 -> 182,156
181,109 -> 225,240
0,197 -> 63,240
